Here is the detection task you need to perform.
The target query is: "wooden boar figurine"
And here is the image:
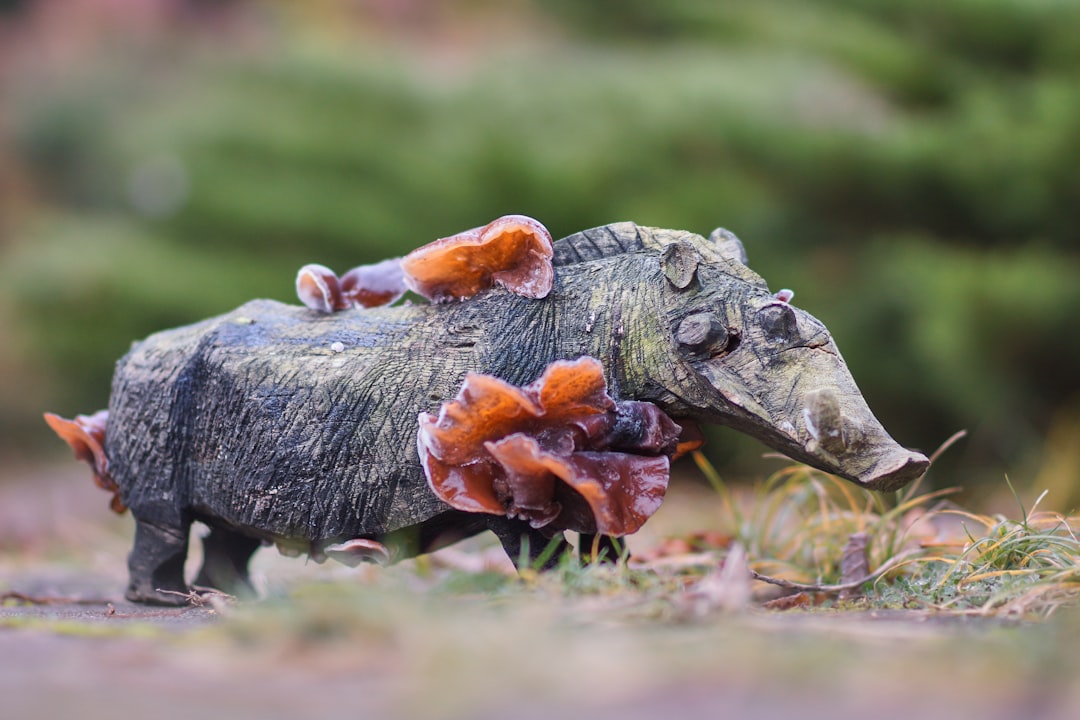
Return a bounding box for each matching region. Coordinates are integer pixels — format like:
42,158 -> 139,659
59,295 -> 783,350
46,216 -> 928,605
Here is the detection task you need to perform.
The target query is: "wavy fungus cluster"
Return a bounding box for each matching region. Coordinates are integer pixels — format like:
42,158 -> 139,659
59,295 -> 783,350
417,357 -> 686,537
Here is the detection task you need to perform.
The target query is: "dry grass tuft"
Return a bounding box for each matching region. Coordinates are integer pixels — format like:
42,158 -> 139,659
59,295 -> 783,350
682,449 -> 1080,619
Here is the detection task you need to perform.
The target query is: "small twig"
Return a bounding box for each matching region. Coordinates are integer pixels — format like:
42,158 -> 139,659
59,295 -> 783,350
101,588 -> 235,618
0,591 -> 112,606
157,587 -> 236,608
750,549 -> 923,594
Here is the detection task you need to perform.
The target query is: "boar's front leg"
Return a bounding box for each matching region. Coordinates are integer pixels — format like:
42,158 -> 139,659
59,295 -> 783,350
578,534 -> 625,565
486,517 -> 570,570
193,526 -> 262,598
126,515 -> 192,606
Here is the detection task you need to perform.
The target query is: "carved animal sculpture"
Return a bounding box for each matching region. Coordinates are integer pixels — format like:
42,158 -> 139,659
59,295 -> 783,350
46,220 -> 929,604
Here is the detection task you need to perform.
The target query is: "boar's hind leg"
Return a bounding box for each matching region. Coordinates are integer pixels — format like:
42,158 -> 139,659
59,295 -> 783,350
193,526 -> 262,598
486,517 -> 571,571
126,516 -> 192,606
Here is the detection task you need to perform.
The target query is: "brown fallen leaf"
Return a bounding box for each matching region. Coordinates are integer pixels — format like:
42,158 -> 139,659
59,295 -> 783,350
839,532 -> 870,600
680,543 -> 752,616
763,592 -> 812,611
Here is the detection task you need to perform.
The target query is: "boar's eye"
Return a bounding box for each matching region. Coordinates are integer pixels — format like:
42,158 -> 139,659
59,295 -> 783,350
759,303 -> 798,342
676,313 -> 734,357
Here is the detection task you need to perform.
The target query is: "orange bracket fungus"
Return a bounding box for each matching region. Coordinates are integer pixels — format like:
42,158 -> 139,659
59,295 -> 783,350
417,356 -> 684,537
325,538 -> 392,567
296,215 -> 554,312
42,410 -> 125,513
401,214 -> 554,302
296,258 -> 407,313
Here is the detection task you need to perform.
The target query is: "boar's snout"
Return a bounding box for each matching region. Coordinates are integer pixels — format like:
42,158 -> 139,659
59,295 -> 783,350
800,387 -> 929,491
659,263 -> 930,492
859,447 -> 931,492
689,317 -> 930,492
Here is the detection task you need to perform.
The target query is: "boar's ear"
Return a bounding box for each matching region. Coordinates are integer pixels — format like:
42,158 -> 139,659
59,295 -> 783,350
661,241 -> 701,290
708,227 -> 749,265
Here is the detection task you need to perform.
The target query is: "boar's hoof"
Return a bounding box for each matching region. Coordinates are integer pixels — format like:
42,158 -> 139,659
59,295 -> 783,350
124,579 -> 193,607
192,527 -> 262,598
125,518 -> 192,606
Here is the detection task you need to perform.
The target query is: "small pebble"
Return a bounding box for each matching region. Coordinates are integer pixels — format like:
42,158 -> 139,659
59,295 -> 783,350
330,341 -> 345,353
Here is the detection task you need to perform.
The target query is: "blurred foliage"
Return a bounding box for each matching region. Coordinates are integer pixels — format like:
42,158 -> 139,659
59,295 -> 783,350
1,0 -> 1079,500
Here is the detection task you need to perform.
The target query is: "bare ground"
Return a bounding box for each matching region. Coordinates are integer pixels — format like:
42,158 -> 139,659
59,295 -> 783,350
3,464 -> 1079,720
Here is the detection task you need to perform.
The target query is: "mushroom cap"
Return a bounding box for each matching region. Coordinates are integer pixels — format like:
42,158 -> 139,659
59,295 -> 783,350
297,259 -> 407,313
297,214 -> 552,309
401,214 -> 554,302
325,538 -> 392,567
43,410 -> 125,513
339,258 -> 407,308
485,434 -> 669,536
296,263 -> 341,313
417,357 -> 680,536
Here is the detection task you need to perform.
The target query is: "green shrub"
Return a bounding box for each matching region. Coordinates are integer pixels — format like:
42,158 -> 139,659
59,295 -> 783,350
4,2 -> 1079,490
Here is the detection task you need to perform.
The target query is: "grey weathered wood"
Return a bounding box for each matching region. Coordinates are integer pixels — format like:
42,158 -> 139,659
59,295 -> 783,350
102,222 -> 929,603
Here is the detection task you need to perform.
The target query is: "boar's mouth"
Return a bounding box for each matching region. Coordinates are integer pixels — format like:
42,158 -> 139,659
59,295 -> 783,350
851,447 -> 931,492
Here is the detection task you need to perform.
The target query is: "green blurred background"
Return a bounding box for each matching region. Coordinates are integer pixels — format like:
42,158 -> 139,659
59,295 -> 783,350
1,0 -> 1078,508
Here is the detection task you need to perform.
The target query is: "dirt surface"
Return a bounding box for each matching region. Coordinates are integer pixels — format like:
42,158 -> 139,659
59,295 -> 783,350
3,464 -> 1080,720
